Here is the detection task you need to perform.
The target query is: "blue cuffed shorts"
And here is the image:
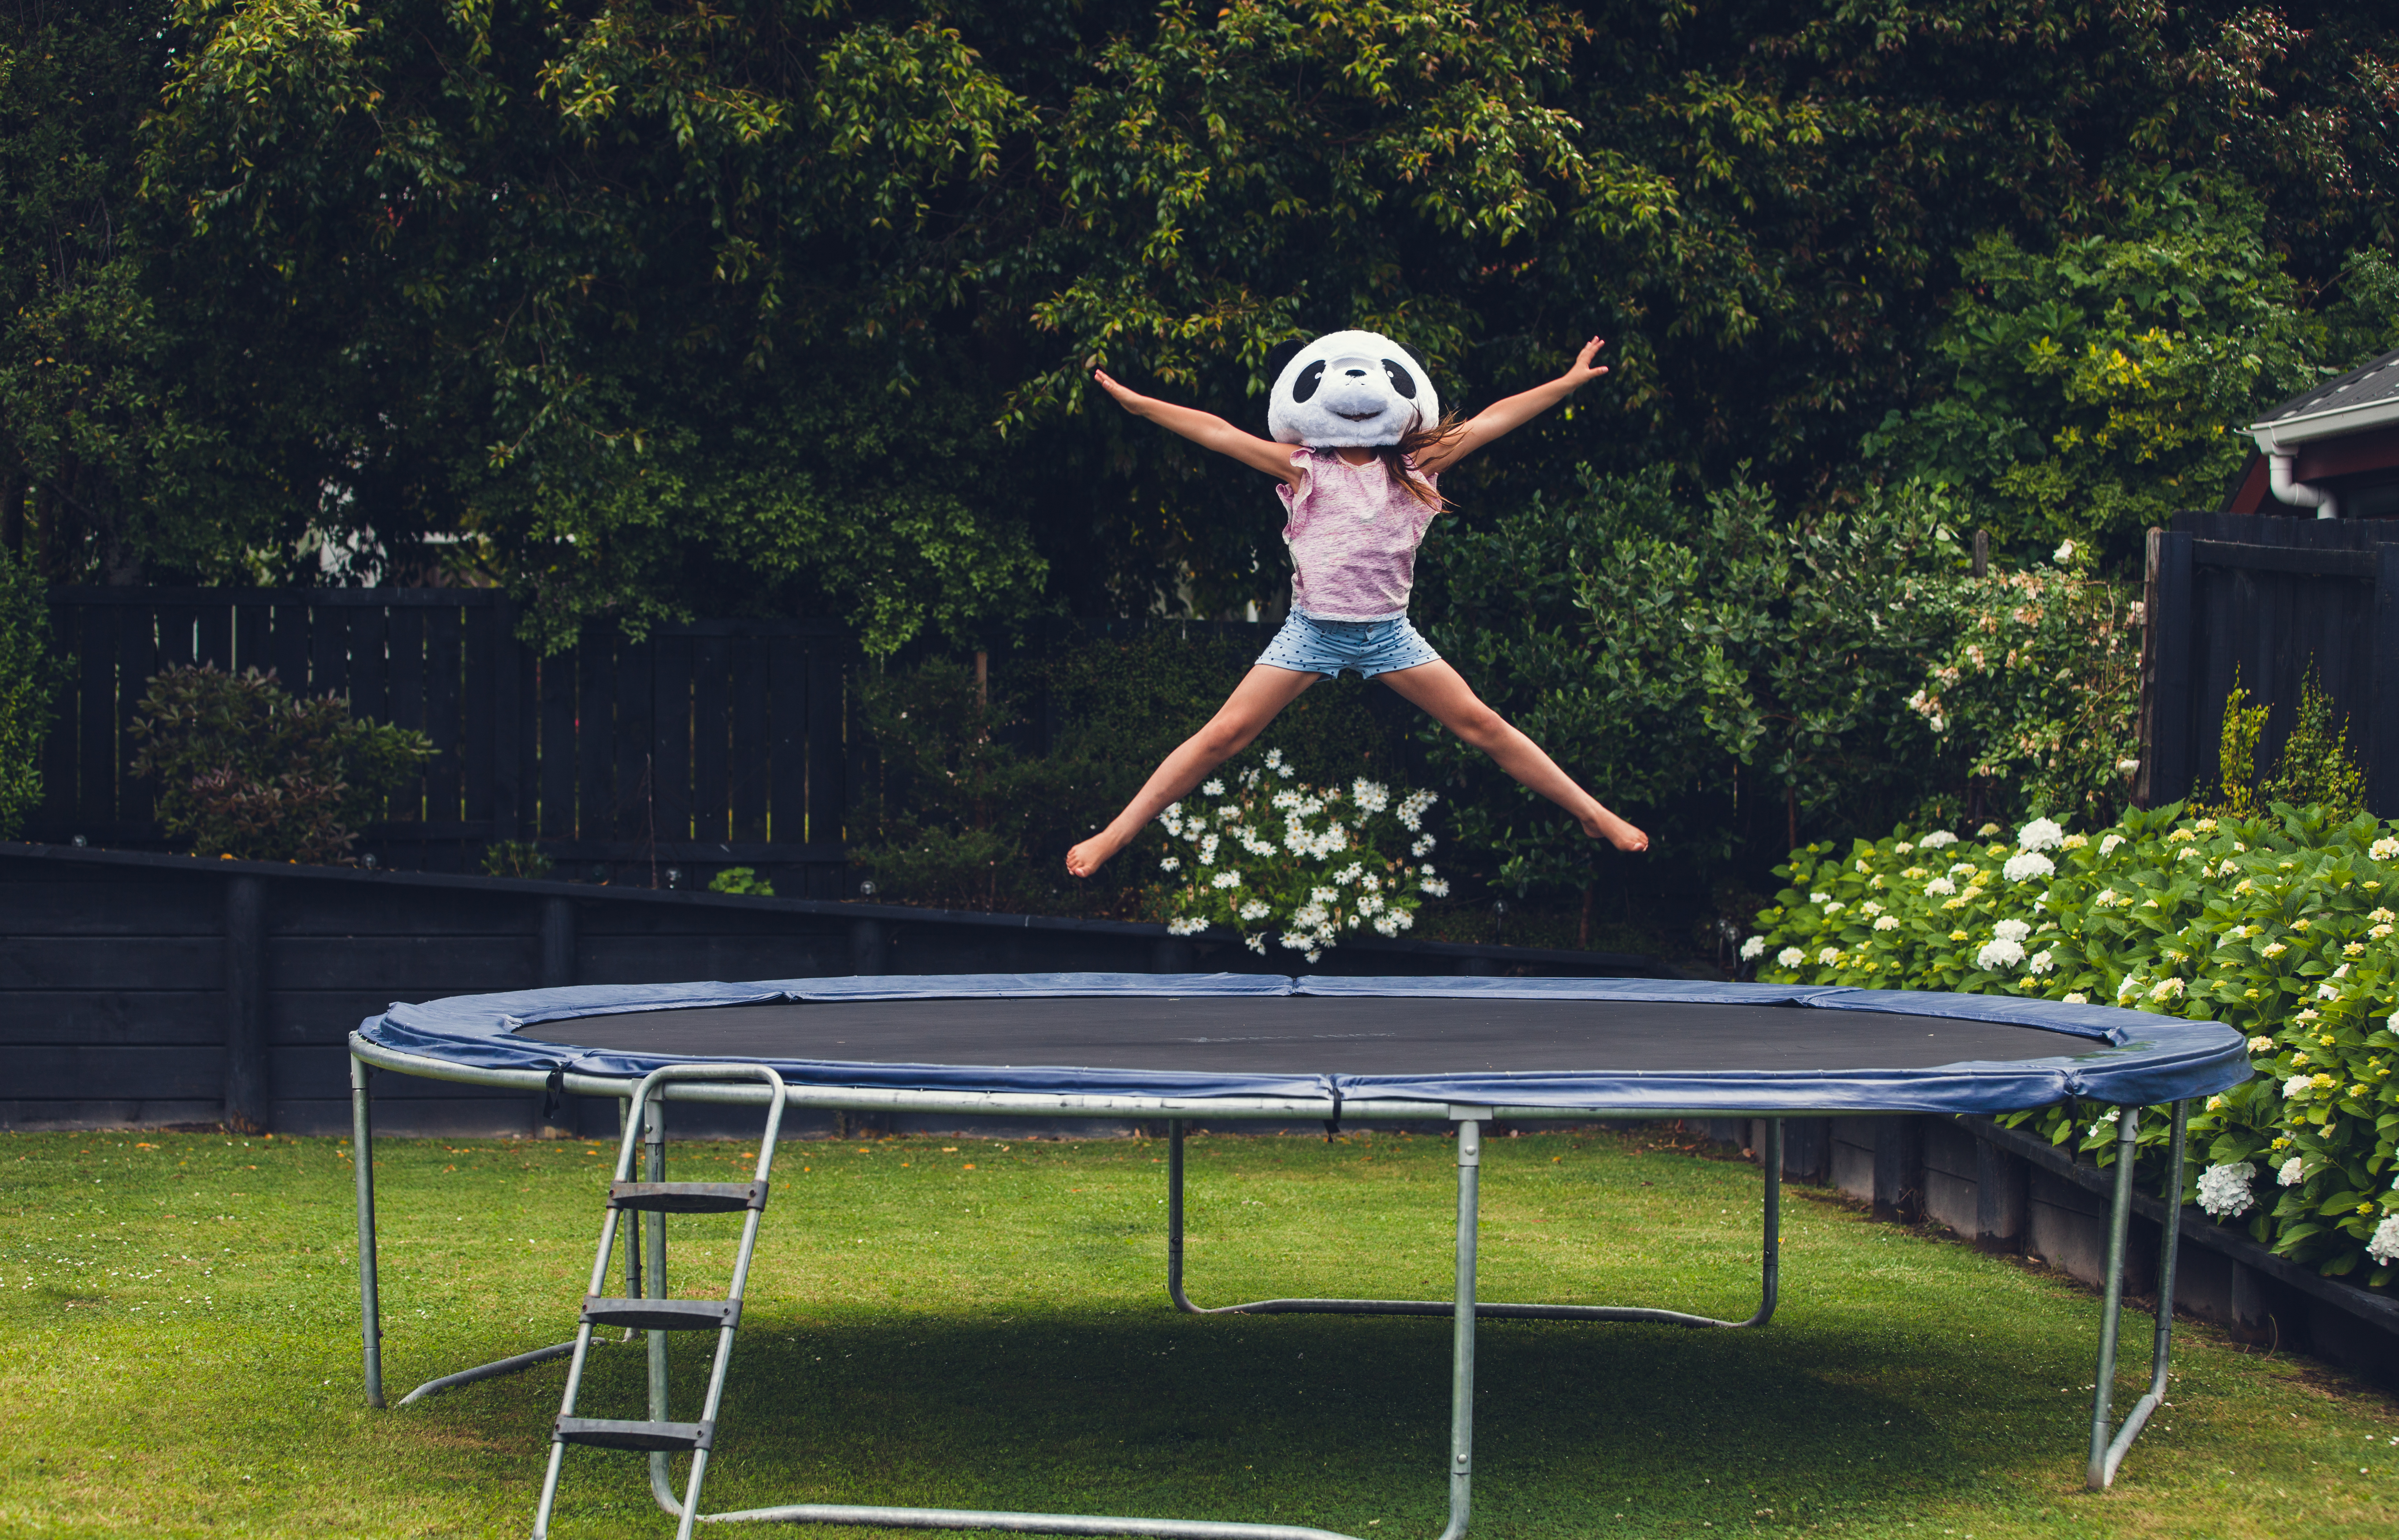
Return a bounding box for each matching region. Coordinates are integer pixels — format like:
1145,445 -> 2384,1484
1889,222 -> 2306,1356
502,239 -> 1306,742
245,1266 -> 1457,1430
1255,611 -> 1444,680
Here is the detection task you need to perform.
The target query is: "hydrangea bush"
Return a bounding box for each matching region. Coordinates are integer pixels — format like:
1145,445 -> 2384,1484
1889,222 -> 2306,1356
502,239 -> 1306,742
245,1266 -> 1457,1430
1154,749 -> 1448,963
1740,802 -> 2399,1288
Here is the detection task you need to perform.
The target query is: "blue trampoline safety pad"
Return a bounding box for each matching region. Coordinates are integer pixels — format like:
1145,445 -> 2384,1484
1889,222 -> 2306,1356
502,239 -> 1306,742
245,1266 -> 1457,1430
355,972 -> 2249,1115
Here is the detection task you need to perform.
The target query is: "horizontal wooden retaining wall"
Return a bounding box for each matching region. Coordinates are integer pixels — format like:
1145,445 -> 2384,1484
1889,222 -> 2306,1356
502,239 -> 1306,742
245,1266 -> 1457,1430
0,842 -> 1677,1140
1697,1115 -> 2399,1392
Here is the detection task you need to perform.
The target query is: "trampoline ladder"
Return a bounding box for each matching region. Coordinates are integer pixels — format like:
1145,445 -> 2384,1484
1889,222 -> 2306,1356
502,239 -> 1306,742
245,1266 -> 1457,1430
533,1064 -> 788,1540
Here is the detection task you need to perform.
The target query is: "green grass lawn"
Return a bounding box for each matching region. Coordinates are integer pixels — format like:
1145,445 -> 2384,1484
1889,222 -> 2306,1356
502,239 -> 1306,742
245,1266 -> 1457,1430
2,1123 -> 2394,1539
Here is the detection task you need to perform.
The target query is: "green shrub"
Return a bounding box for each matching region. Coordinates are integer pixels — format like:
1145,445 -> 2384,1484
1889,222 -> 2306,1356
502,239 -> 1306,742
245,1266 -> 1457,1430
128,665 -> 433,864
1741,803 -> 2399,1288
850,630 -> 1403,916
0,546 -> 55,838
707,865 -> 774,897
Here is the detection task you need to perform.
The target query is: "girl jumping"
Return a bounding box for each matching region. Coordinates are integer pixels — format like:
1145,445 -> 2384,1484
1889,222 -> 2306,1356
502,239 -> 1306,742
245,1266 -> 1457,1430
1065,329 -> 1647,879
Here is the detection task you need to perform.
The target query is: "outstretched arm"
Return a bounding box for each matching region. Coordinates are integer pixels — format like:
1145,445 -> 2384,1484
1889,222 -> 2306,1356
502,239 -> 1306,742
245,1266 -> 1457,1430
1413,336 -> 1609,476
1093,369 -> 1301,484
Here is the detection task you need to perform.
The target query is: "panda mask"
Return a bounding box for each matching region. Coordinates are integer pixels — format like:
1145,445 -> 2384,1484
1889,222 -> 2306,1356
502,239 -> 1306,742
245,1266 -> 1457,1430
1267,330 -> 1441,449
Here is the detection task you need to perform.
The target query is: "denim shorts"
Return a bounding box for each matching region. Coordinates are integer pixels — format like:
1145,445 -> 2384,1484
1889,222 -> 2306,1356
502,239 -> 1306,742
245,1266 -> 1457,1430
1256,611 -> 1443,679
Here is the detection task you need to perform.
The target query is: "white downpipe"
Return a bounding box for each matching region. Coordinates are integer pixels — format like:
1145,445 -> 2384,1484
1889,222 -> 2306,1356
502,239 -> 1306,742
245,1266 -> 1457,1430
2269,452 -> 2339,519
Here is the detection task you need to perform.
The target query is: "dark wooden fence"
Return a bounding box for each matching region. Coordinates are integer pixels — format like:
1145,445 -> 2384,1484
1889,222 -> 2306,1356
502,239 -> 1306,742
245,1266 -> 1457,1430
2140,513 -> 2399,814
36,589 -> 854,894
0,842 -> 1675,1139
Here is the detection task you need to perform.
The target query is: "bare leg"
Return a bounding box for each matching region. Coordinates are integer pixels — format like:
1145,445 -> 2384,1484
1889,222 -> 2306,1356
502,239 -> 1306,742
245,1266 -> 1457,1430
1066,666 -> 1322,877
1378,661 -> 1649,851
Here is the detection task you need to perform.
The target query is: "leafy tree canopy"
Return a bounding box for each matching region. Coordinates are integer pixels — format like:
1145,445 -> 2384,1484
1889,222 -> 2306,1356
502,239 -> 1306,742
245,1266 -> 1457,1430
0,2 -> 2392,643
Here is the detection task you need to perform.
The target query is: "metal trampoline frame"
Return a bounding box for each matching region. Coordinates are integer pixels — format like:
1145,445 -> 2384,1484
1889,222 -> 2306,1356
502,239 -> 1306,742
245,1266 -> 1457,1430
346,1033 -> 2190,1539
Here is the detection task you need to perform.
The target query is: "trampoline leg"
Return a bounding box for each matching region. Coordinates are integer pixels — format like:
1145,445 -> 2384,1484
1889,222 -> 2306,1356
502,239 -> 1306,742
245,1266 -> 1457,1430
351,1053 -> 384,1409
1440,1116 -> 1481,1540
2088,1101 -> 2187,1489
1750,1119 -> 1782,1329
2085,1105 -> 2142,1490
1166,1119 -> 1193,1312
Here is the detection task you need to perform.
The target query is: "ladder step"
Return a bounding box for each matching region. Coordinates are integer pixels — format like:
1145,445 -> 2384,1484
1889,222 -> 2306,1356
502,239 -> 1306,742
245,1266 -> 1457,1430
610,1180 -> 767,1213
555,1415 -> 715,1452
582,1296 -> 741,1331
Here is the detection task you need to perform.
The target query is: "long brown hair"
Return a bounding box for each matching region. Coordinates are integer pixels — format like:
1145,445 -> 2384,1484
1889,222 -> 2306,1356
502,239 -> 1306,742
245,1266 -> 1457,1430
1374,411 -> 1465,511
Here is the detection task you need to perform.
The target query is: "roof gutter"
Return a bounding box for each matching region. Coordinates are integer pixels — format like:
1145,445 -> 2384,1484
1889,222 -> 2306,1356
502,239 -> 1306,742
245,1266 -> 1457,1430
2247,394 -> 2399,518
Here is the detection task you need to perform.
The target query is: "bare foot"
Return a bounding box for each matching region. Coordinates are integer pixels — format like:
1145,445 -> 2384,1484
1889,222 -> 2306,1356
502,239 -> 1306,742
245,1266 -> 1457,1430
1066,829 -> 1127,879
1584,805 -> 1649,853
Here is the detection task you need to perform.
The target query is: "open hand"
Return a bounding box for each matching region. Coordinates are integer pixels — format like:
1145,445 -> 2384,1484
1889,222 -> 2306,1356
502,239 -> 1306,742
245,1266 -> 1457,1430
1560,336 -> 1610,389
1092,369 -> 1145,413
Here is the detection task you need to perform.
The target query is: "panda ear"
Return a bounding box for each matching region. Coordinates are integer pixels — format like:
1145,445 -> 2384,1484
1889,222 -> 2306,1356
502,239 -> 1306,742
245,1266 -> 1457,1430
1263,338 -> 1307,381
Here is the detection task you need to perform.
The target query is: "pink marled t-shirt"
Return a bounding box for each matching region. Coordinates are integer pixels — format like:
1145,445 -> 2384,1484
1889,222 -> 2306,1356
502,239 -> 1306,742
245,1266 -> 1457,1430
1277,449 -> 1441,621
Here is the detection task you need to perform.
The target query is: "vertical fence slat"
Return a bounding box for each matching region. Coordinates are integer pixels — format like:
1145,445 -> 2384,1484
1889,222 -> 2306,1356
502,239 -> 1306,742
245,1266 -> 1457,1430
270,597 -> 310,693
155,603 -> 196,671
767,637 -> 807,849
74,605 -> 114,831
691,634 -> 730,844
39,603 -> 77,833
613,635 -> 654,847
384,606 -> 427,828
2373,546 -> 2399,818
346,603 -> 388,724
460,601 -> 498,830
232,602 -> 268,679
194,602 -> 231,672
649,634 -> 694,847
729,637 -> 768,844
423,606 -> 464,842
539,643 -> 578,841
309,599 -> 348,698
2149,532 -> 2195,806
115,602 -> 158,827
578,634 -> 617,856
808,640 -> 846,848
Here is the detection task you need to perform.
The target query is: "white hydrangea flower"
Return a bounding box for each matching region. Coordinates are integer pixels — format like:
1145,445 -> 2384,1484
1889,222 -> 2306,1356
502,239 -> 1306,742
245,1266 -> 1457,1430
2369,1214 -> 2399,1267
2115,757 -> 2140,775
1873,916 -> 1899,932
2018,818 -> 2066,851
2055,539 -> 2077,563
2003,851 -> 2056,883
2148,978 -> 2186,1001
1740,935 -> 1767,960
2062,992 -> 2088,1004
1993,918 -> 2032,943
2099,833 -> 2126,855
2196,1163 -> 2256,1219
1919,831 -> 1958,849
2248,1035 -> 2276,1053
2373,836 -> 2399,861
1818,946 -> 1842,966
2284,1075 -> 2314,1100
1821,901 -> 1846,916
1976,938 -> 2026,970
2027,949 -> 2054,975
2277,1156 -> 2307,1188
1894,841 -> 1916,853
1860,899 -> 1883,916
1925,876 -> 1958,896
1809,891 -> 1830,904
2317,982 -> 2340,1001
2094,888 -> 2117,907
1777,947 -> 1805,968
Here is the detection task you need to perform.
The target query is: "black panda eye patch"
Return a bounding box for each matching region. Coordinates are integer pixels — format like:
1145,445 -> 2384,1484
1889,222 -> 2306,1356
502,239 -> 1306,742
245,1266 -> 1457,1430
1292,360 -> 1326,403
1381,359 -> 1418,399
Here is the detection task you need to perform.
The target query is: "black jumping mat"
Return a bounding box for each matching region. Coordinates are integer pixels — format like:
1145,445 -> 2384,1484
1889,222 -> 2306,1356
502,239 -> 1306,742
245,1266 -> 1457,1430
517,995 -> 2103,1075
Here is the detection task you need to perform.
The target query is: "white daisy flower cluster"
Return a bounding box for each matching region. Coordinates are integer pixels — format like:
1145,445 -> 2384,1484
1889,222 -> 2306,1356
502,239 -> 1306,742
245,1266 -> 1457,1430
1155,750 -> 1444,960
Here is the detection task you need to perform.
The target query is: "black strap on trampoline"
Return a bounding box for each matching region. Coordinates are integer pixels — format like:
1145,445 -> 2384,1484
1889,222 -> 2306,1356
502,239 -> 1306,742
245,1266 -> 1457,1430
1323,1084 -> 1343,1142
541,1067 -> 568,1124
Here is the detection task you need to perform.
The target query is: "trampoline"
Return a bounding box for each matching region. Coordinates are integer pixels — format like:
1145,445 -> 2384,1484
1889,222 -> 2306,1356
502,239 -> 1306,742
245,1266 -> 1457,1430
344,973 -> 2250,1540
